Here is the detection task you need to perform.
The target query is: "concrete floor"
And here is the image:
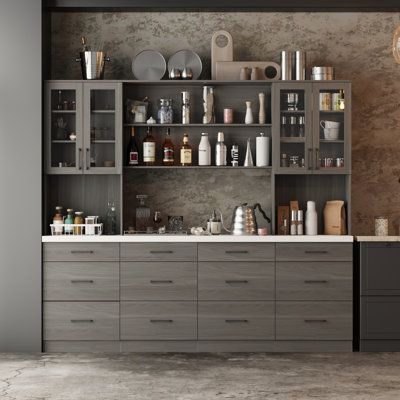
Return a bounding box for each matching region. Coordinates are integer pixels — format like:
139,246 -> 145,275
1,353 -> 400,399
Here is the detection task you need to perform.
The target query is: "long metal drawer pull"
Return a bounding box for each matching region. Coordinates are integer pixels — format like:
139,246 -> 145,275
150,319 -> 173,323
225,319 -> 248,323
304,250 -> 328,254
225,250 -> 249,254
71,250 -> 94,254
71,280 -> 94,284
70,319 -> 94,323
150,250 -> 173,254
304,319 -> 328,323
225,280 -> 249,284
150,280 -> 173,284
304,280 -> 328,284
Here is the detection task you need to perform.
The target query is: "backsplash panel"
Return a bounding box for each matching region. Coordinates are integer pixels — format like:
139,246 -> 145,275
52,12 -> 400,234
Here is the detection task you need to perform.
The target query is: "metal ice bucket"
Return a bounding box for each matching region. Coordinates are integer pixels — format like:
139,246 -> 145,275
76,51 -> 110,80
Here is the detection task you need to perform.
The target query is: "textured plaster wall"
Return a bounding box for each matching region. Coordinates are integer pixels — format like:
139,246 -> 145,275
52,12 -> 400,234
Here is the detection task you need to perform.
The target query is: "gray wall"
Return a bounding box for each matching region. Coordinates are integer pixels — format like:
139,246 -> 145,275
0,0 -> 42,351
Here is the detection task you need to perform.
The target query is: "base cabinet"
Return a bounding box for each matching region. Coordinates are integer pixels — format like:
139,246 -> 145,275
43,241 -> 353,352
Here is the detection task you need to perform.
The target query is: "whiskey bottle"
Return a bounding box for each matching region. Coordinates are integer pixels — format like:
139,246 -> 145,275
180,133 -> 192,166
143,127 -> 156,166
162,128 -> 174,166
127,127 -> 139,166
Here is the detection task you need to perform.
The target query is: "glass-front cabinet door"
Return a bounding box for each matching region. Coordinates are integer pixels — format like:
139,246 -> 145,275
273,83 -> 313,174
45,82 -> 83,174
313,82 -> 351,174
83,82 -> 122,174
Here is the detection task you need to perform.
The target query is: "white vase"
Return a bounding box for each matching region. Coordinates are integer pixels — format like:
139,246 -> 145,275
305,201 -> 318,235
245,101 -> 254,124
258,93 -> 266,124
198,132 -> 211,166
244,138 -> 254,167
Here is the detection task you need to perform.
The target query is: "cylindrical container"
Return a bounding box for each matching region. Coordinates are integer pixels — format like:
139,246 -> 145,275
375,216 -> 389,236
215,132 -> 227,166
181,91 -> 190,124
311,67 -> 335,80
198,132 -> 211,166
297,210 -> 304,235
53,206 -> 64,235
319,93 -> 332,111
290,210 -> 297,235
158,99 -> 173,124
73,211 -> 84,235
332,92 -> 341,111
281,51 -> 294,80
258,227 -> 268,236
223,108 -> 234,124
203,86 -> 215,124
76,51 -> 110,80
231,143 -> 239,167
256,133 -> 270,167
85,216 -> 96,235
295,51 -> 306,80
281,115 -> 288,137
305,201 -> 318,235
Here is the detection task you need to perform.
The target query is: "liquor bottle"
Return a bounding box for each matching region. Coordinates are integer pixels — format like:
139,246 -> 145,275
198,132 -> 211,166
127,127 -> 139,166
143,127 -> 156,166
162,128 -> 174,166
180,133 -> 192,166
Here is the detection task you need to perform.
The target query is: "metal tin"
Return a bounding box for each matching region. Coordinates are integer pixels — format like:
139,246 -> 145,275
281,51 -> 294,80
311,66 -> 335,80
295,51 -> 306,80
77,51 -> 111,80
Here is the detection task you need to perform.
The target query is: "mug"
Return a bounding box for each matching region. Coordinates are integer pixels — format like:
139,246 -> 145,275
320,120 -> 340,129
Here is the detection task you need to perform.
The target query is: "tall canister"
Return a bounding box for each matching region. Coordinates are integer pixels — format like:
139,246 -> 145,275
281,51 -> 294,80
256,132 -> 270,167
295,51 -> 306,80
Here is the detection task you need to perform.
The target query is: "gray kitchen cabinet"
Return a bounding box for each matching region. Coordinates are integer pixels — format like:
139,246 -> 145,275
198,243 -> 275,262
276,243 -> 353,262
45,81 -> 122,175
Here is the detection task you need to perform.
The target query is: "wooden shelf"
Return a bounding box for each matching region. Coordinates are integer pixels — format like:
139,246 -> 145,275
319,110 -> 345,113
91,110 -> 115,114
124,165 -> 272,170
280,137 -> 305,143
91,140 -> 116,143
51,140 -> 76,144
280,110 -> 305,114
319,139 -> 344,143
124,123 -> 272,128
52,110 -> 76,114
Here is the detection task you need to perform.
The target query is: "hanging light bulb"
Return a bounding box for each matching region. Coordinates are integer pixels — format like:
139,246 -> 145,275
392,26 -> 400,64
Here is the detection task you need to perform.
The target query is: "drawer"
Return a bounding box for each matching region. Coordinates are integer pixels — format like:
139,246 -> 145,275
43,302 -> 119,341
43,243 -> 119,262
43,262 -> 119,301
121,262 -> 196,301
121,243 -> 196,262
361,297 -> 400,339
198,243 -> 275,262
276,262 -> 352,301
198,301 -> 274,340
276,301 -> 352,340
361,243 -> 400,295
121,301 -> 197,340
198,262 -> 274,300
276,243 -> 352,262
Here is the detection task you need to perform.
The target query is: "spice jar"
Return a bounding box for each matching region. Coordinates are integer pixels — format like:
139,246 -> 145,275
158,99 -> 173,124
53,206 -> 64,235
375,216 -> 389,236
73,211 -> 84,235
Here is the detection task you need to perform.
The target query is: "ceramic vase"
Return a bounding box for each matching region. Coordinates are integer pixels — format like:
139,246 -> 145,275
258,93 -> 266,124
244,138 -> 254,167
245,101 -> 254,124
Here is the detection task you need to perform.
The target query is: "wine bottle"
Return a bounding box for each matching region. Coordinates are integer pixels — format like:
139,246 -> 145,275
143,127 -> 156,166
162,128 -> 174,166
127,127 -> 139,166
180,133 -> 192,166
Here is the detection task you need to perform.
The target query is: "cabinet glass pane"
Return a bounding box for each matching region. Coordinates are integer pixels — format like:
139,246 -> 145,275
50,89 -> 77,168
317,89 -> 346,170
89,89 -> 116,169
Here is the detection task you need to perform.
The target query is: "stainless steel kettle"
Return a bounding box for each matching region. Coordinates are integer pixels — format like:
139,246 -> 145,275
231,203 -> 271,235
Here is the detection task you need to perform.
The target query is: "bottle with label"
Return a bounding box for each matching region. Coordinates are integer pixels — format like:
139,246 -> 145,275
64,208 -> 74,234
180,133 -> 192,166
162,128 -> 174,166
143,127 -> 156,166
215,131 -> 227,166
198,132 -> 211,166
53,206 -> 64,235
73,211 -> 84,235
127,127 -> 139,166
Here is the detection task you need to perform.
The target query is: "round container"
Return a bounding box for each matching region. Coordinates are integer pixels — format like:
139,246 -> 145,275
312,67 -> 335,81
77,51 -> 110,80
223,108 -> 234,124
375,216 -> 389,236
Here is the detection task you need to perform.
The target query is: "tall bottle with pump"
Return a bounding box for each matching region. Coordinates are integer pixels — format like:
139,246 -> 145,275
143,127 -> 156,166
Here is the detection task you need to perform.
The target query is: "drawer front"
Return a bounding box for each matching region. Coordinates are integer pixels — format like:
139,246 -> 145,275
361,243 -> 400,295
43,243 -> 119,262
121,243 -> 196,262
121,262 -> 196,301
121,301 -> 197,340
361,297 -> 400,339
276,301 -> 352,340
43,262 -> 119,301
198,243 -> 275,262
276,262 -> 352,301
198,262 -> 275,300
43,302 -> 119,341
276,243 -> 352,262
198,301 -> 274,340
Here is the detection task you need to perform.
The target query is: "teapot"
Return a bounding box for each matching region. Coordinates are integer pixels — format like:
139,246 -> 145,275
231,203 -> 271,235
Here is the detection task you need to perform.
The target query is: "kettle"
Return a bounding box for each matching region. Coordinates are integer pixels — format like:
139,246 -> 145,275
231,203 -> 271,235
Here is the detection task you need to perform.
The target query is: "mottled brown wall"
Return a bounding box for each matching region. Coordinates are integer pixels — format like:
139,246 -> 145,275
52,12 -> 400,235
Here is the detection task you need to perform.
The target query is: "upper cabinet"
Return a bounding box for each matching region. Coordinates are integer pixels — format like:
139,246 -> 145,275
45,82 -> 122,175
273,82 -> 351,175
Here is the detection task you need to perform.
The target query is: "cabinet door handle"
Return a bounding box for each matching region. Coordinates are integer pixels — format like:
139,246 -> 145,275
150,319 -> 173,323
315,148 -> 320,170
225,250 -> 249,254
78,148 -> 83,170
304,250 -> 328,254
150,280 -> 173,284
304,280 -> 328,284
225,280 -> 248,284
70,319 -> 94,323
308,148 -> 313,170
150,250 -> 173,254
86,148 -> 90,170
71,280 -> 94,284
225,319 -> 248,323
304,319 -> 328,323
71,250 -> 94,254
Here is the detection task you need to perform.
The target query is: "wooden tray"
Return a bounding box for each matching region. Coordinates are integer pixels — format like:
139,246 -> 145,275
216,61 -> 281,81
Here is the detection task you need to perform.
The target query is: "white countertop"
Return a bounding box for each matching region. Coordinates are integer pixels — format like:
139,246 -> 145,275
42,235 -> 354,243
356,236 -> 400,242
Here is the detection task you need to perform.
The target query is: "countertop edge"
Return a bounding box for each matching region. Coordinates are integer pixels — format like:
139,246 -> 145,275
356,236 -> 400,242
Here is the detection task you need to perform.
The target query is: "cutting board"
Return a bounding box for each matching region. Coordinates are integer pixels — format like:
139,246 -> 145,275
211,31 -> 234,80
216,61 -> 281,81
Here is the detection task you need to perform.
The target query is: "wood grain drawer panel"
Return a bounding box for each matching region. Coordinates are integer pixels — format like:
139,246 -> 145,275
121,301 -> 197,340
198,262 -> 275,300
43,302 -> 119,341
44,262 -> 119,301
198,243 -> 275,262
121,262 -> 196,301
276,301 -> 352,340
276,262 -> 352,301
198,301 -> 275,340
43,243 -> 119,262
276,243 -> 352,262
121,243 -> 196,262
